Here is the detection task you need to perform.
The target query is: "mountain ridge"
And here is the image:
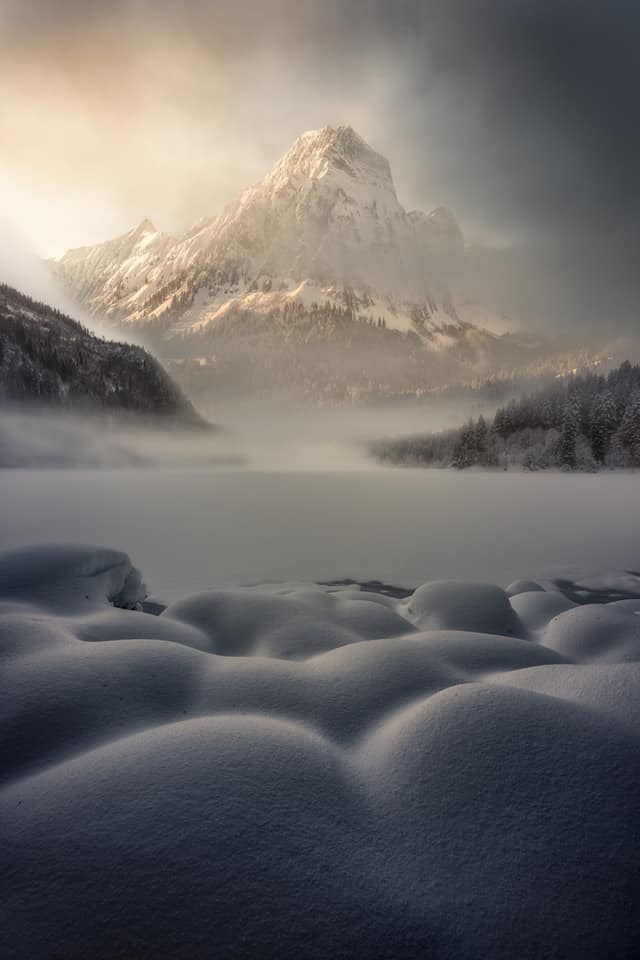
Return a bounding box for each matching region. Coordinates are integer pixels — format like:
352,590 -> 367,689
51,125 -> 481,340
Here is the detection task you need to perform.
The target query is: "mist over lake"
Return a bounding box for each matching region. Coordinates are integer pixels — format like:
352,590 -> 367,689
2,466 -> 639,599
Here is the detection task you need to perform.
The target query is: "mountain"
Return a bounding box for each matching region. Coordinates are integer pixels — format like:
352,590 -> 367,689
50,125 -> 563,403
52,126 -> 490,335
0,283 -> 204,424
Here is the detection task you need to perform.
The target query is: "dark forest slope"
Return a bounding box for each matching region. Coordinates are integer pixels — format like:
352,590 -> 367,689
0,284 -> 205,425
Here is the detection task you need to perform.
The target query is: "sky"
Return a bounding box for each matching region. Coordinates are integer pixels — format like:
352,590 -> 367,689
1,0 -> 639,330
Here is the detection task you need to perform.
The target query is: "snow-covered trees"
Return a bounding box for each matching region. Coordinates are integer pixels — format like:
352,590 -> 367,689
619,390 -> 640,465
589,390 -> 617,464
452,421 -> 477,469
558,398 -> 580,470
373,362 -> 640,471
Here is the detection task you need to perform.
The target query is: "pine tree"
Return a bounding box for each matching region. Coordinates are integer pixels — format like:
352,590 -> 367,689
589,390 -> 617,464
475,415 -> 488,465
619,390 -> 640,465
541,397 -> 555,429
558,398 -> 580,470
452,420 -> 477,469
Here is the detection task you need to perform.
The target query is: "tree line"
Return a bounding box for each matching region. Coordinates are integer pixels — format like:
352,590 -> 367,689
373,361 -> 640,470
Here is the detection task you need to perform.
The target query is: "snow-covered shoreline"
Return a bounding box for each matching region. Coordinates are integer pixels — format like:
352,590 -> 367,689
2,543 -> 639,958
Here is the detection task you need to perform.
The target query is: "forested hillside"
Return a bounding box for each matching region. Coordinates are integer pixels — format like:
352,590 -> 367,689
0,284 -> 204,424
373,362 -> 640,470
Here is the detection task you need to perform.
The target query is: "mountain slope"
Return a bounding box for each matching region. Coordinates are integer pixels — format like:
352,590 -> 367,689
51,126 -> 476,340
0,283 -> 204,424
50,125 -> 574,404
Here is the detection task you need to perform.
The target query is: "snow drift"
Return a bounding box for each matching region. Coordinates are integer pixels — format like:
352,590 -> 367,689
1,545 -> 639,959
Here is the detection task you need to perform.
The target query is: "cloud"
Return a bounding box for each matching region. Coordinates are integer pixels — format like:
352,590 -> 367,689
1,1 -> 639,330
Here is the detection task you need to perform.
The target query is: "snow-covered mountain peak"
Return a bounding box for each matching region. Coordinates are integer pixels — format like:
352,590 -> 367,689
184,123 -> 412,294
267,125 -> 396,196
52,124 -> 518,348
133,218 -> 157,236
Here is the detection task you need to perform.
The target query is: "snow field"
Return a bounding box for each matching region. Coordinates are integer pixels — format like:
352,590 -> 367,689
1,544 -> 639,959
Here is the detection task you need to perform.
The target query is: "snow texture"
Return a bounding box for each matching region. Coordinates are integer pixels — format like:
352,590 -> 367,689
2,544 -> 639,959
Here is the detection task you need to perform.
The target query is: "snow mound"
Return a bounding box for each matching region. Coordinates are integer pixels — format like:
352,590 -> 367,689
2,544 -> 639,959
509,589 -> 577,632
544,603 -> 640,663
505,578 -> 545,596
0,543 -> 146,610
404,579 -> 524,637
490,663 -> 640,732
162,586 -> 414,658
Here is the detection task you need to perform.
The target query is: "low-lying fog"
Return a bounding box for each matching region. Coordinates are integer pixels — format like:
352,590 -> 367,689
0,409 -> 245,469
3,401 -> 638,599
210,396 -> 477,470
0,397 -> 483,471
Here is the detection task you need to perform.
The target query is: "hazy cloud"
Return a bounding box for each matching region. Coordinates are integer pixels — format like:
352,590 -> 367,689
1,1 -> 639,330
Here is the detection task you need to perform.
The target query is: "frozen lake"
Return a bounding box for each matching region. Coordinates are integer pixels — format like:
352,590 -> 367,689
2,467 -> 639,600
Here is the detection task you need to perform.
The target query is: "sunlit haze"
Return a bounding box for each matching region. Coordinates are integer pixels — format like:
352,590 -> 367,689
2,1 -> 640,334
